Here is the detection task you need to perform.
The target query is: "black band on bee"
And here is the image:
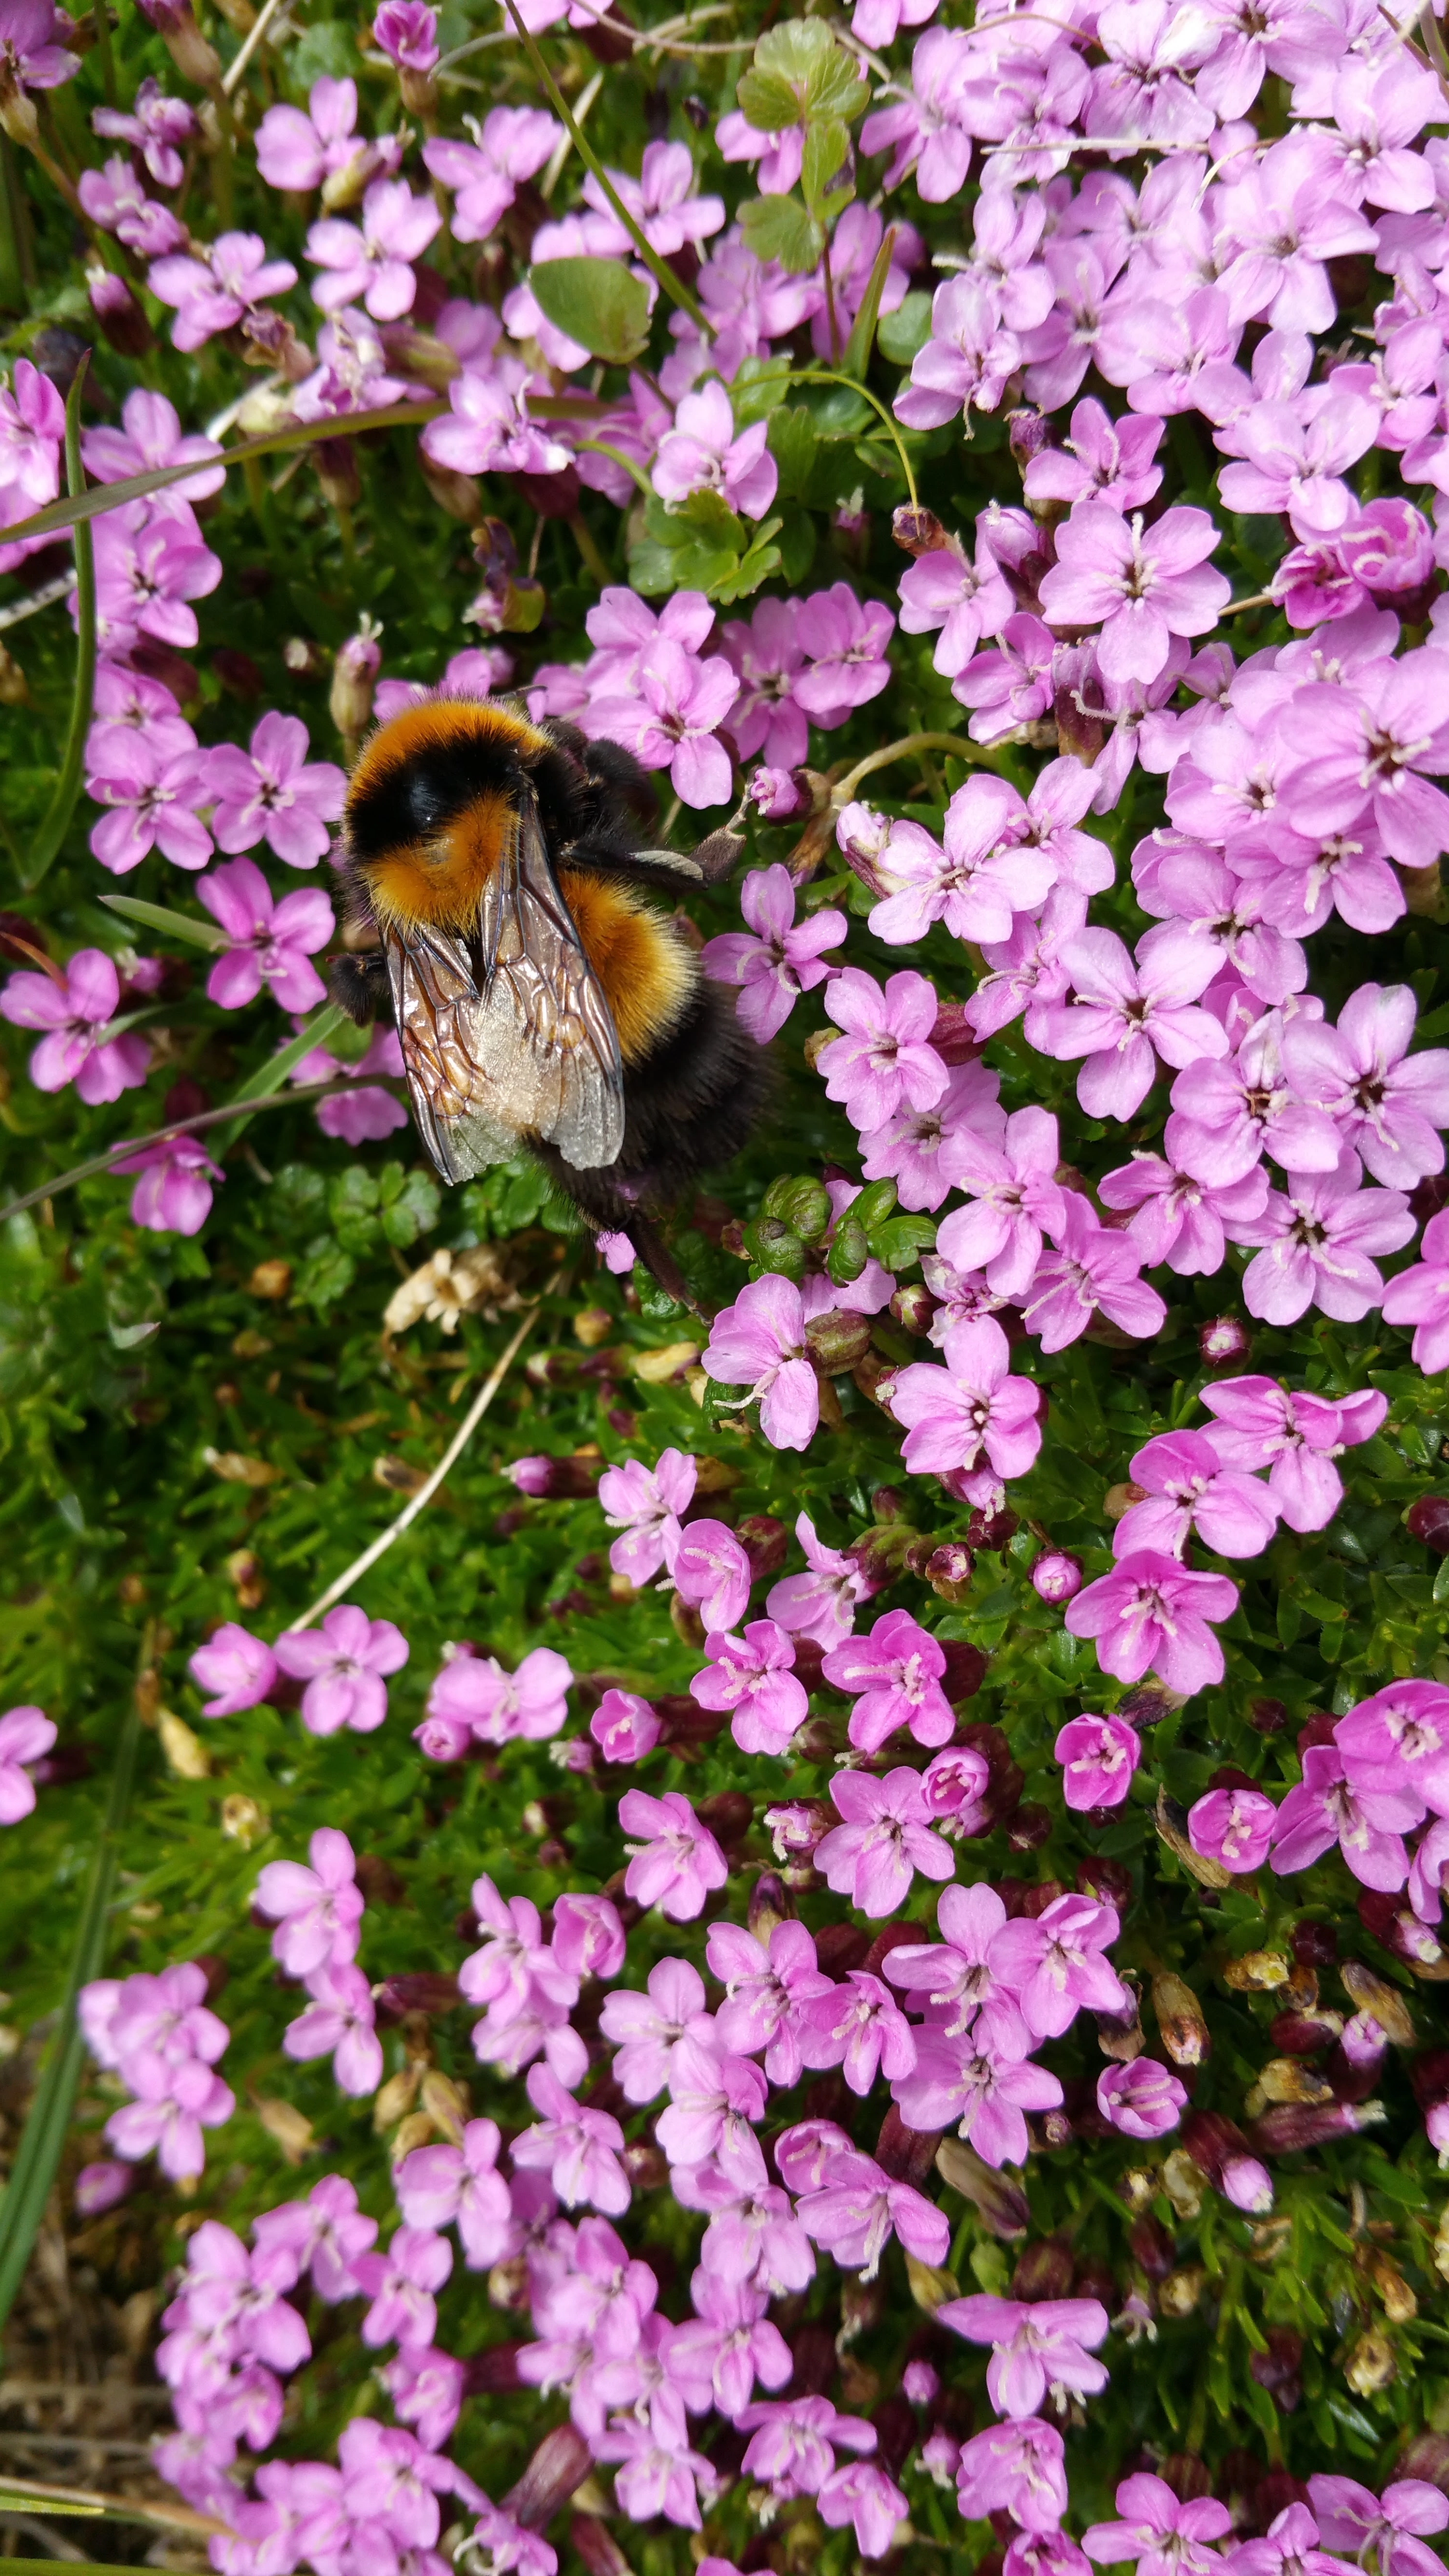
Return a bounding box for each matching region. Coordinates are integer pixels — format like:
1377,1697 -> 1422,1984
327,950 -> 392,1027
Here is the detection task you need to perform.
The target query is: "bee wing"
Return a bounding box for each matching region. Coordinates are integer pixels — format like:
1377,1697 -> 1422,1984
387,791 -> 625,1185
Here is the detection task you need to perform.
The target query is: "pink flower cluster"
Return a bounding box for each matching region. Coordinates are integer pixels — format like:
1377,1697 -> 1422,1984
80,1963 -> 234,2180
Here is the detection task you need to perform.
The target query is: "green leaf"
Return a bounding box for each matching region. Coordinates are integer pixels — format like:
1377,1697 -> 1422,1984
740,193 -> 824,275
801,119 -> 849,211
878,290 -> 934,365
293,1233 -> 357,1312
875,1213 -> 937,1269
329,1164 -> 382,1255
738,21 -> 865,127
18,356 -> 97,892
380,1166 -> 441,1248
99,893 -> 231,954
530,258 -> 651,364
842,224 -> 900,380
768,404 -> 819,500
710,525 -> 782,604
730,355 -> 793,425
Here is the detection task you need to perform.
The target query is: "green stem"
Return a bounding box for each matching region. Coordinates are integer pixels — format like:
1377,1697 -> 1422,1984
0,396 -> 449,549
785,366 -> 918,506
832,728 -> 1006,804
90,0 -> 117,105
500,0 -> 714,340
0,1678 -> 143,2333
17,355 -> 95,892
0,1072 -> 381,1229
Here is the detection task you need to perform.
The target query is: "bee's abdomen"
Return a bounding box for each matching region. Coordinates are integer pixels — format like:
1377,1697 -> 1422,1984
558,869 -> 695,1067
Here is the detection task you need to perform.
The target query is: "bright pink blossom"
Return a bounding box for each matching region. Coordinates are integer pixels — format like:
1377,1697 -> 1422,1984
1066,1551 -> 1239,1694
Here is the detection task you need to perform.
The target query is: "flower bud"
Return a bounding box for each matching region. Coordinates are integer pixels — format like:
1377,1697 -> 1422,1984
1153,1970 -> 1211,2067
1031,1550 -> 1082,1604
1343,2327 -> 1396,2396
420,455 -> 483,522
590,1689 -> 660,1765
502,2426 -> 595,2532
1200,1315 -> 1251,1366
87,264 -> 153,356
890,1283 -> 938,1336
736,1514 -> 788,1582
748,764 -> 809,820
765,1798 -> 832,1866
805,1307 -> 873,1371
892,502 -> 947,556
1008,406 -> 1052,469
748,1870 -> 792,1939
835,799 -> 892,893
934,2134 -> 1030,2237
875,2104 -> 937,2189
1009,2236 -> 1074,2301
331,622 -> 382,742
1247,2099 -> 1385,2153
374,1972 -> 462,2020
136,0 -> 222,80
1182,2110 -> 1274,2212
1340,1959 -> 1415,2045
1270,2010 -> 1344,2056
508,1453 -> 602,1499
620,2141 -> 668,2190
930,1002 -> 983,1064
1249,1696 -> 1289,1735
572,2516 -> 630,2576
1407,1496 -> 1449,1554
1104,1480 -> 1147,1520
1128,2212 -> 1175,2280
744,1213 -> 805,1281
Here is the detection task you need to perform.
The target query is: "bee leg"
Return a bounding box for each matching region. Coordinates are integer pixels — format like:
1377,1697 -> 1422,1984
327,950 -> 392,1027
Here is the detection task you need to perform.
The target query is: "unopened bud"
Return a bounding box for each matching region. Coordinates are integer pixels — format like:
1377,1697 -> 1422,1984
314,435 -> 362,510
1247,2098 -> 1385,2152
1104,1480 -> 1147,1520
0,641 -> 27,707
1009,2236 -> 1074,2301
0,74 -> 39,147
737,1514 -> 788,1582
1031,1549 -> 1082,1604
1249,1696 -> 1289,1735
745,1213 -> 805,1281
834,799 -> 892,893
420,454 -> 483,521
875,2104 -> 937,2189
507,1453 -> 601,1500
930,1002 -> 982,1064
1340,1959 -> 1415,2045
1008,406 -> 1051,469
331,621 -> 382,742
922,1540 -> 974,1600
136,0 -> 222,80
375,1972 -> 462,2021
748,764 -> 809,820
892,502 -> 947,556
87,264 -> 153,356
620,2141 -> 668,2190
890,1283 -> 937,1336
748,1870 -> 792,1940
1200,1315 -> 1251,1367
935,2134 -> 1030,2237
805,1307 -> 873,1371
1153,1969 -> 1211,2067
1344,2326 -> 1397,2396
1128,2212 -> 1175,2280
502,2426 -> 595,2532
1407,1496 -> 1449,1554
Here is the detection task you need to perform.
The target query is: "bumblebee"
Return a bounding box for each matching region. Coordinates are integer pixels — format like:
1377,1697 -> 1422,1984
327,698 -> 763,1279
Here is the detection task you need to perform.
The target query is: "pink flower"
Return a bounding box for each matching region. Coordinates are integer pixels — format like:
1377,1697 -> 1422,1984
1234,1152 -> 1415,1326
1231,2505 -> 1360,2576
1040,926 -> 1226,1122
306,176 -> 441,320
673,1520 -> 752,1632
620,1787 -> 728,1921
91,504 -> 221,655
1188,1785 -> 1277,1873
1316,982 -> 1449,1189
395,2118 -> 513,2268
197,859 -> 335,1013
895,2028 -> 1064,2163
709,1919 -> 832,2086
553,1892 -> 626,1982
818,2460 -> 909,2560
273,1605 -> 409,1736
115,1134 -> 222,1236
421,1646 -> 570,1751
82,386 -> 221,507
1039,502 -> 1230,684
795,2147 -> 948,2281
1271,1743 -> 1417,1891
423,110 -> 560,241
1096,2059 -> 1187,2139
597,1447 -> 696,1584
899,532 -> 1014,680
189,1624 -> 278,1719
955,2418 -> 1069,2535
590,1689 -> 661,1765
354,2222 -> 452,2347
938,2292 -> 1109,2419
254,1828 -> 363,1975
421,360 -> 572,480
256,75 -> 399,196
0,0 -> 76,106
692,1620 -> 807,1757
1023,1195 -> 1167,1353
1114,1429 -> 1278,1561
373,0 -> 438,68
204,714 -> 346,870
1385,1208 -> 1449,1373
0,948 -> 150,1104
766,1512 -> 869,1648
702,1276 -> 819,1452
1054,1713 -> 1142,1811
668,2269 -> 791,2420
737,2394 -> 875,2497
86,730 -> 213,874
702,866 -> 845,1045
814,1768 -> 954,1918
1279,652 -> 1449,869
1098,1150 -> 1270,1276
600,1954 -> 712,2102
1066,1551 -> 1239,1694
1308,2479 -> 1449,2576
148,231 -> 298,351
889,1320 -> 1044,1494
654,380 -> 777,522
992,1892 -> 1130,2040
0,1705 -> 54,1823
1199,1375 -> 1388,1532
793,582 -> 895,725
935,1108 -> 1065,1297
514,2063 -> 630,2215
870,786 -> 1056,951
800,1970 -> 918,2099
1083,2473 -> 1233,2576
895,276 -> 1021,427
283,1963 -> 384,2097
590,637 -> 739,808
818,967 -> 947,1133
822,1610 -> 953,1755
